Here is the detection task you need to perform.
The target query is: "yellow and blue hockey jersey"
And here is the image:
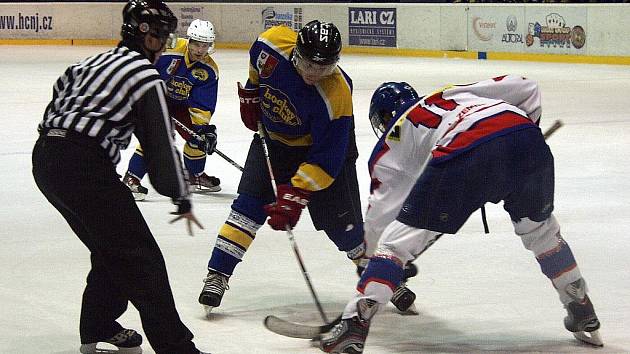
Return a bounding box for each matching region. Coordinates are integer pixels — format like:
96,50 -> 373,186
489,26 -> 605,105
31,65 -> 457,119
248,25 -> 355,192
156,38 -> 219,125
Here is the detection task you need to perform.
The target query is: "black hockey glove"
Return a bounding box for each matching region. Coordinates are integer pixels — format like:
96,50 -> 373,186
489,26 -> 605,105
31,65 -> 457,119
171,198 -> 192,215
190,124 -> 217,155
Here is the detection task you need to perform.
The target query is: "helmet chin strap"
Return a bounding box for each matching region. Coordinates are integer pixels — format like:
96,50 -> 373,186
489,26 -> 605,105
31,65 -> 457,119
142,33 -> 168,63
143,44 -> 160,63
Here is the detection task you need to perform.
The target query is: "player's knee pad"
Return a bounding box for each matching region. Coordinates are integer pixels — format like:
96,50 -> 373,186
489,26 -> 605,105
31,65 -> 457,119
324,223 -> 366,260
514,215 -> 561,255
231,193 -> 267,225
376,220 -> 439,265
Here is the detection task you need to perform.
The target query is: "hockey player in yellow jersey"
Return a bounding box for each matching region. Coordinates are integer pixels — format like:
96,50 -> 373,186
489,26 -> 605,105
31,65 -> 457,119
124,19 -> 221,200
198,21 -> 373,315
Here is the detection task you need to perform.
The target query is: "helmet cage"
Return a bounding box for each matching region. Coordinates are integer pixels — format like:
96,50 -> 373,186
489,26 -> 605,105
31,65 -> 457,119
292,47 -> 337,79
369,82 -> 419,138
370,109 -> 393,137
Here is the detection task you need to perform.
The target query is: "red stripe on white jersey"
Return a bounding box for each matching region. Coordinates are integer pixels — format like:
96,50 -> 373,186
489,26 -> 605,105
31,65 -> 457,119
432,111 -> 534,159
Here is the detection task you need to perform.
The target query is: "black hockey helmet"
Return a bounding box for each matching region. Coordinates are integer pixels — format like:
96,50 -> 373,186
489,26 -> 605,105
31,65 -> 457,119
121,0 -> 177,44
295,20 -> 342,65
369,82 -> 419,136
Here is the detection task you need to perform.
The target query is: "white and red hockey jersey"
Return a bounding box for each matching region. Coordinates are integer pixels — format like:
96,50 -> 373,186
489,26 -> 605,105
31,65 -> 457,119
364,75 -> 542,253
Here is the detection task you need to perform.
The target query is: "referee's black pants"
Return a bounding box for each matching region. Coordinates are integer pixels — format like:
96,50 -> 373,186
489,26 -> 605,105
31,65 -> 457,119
32,132 -> 198,354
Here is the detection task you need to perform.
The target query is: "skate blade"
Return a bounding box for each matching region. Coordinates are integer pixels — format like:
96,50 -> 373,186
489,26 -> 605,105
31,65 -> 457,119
203,305 -> 215,318
80,343 -> 142,354
131,192 -> 146,201
190,186 -> 221,193
396,303 -> 419,316
573,329 -> 603,347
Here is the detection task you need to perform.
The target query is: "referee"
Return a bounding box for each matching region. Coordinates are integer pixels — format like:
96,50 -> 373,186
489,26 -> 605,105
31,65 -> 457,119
32,1 -> 208,353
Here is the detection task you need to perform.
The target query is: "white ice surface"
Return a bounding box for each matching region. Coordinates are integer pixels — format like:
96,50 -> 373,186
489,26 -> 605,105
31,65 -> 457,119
1,46 -> 629,354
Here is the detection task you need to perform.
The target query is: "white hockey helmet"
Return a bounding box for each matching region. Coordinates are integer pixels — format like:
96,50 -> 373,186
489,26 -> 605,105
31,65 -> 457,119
187,19 -> 216,54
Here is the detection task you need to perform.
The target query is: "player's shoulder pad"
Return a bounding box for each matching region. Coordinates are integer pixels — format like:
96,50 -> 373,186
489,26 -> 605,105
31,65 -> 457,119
198,55 -> 219,78
257,25 -> 297,59
316,67 -> 353,120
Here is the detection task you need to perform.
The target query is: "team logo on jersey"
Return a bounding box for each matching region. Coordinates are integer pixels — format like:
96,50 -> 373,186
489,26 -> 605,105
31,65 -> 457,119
256,50 -> 279,79
260,85 -> 300,125
191,68 -> 209,81
166,59 -> 181,75
166,76 -> 192,101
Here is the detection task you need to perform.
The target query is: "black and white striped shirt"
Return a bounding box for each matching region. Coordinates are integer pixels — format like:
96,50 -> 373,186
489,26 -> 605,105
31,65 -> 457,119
39,45 -> 189,200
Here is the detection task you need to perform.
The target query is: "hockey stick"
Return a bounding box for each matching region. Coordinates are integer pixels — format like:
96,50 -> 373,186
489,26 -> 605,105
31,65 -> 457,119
256,121 -> 330,325
543,119 -> 564,140
264,314 -> 341,339
170,117 -> 244,172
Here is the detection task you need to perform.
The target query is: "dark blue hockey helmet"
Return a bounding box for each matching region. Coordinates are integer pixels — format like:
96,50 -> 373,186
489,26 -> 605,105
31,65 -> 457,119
369,82 -> 419,136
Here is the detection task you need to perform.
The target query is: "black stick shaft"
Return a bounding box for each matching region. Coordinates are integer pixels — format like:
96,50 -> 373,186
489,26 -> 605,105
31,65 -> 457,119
257,122 -> 330,324
170,117 -> 244,171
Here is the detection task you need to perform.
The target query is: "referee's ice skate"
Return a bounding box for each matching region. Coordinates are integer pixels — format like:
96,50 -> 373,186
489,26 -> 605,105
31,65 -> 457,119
79,328 -> 142,354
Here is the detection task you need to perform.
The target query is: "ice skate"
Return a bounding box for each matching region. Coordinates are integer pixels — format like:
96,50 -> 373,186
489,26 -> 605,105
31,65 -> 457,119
564,295 -> 603,346
319,299 -> 378,353
563,278 -> 603,346
79,328 -> 143,354
123,172 -> 148,201
357,263 -> 418,315
198,270 -> 229,317
189,173 -> 221,193
391,283 -> 418,315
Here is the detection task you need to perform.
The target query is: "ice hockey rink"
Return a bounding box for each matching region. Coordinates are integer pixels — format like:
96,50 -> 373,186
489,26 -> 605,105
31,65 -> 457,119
1,45 -> 629,354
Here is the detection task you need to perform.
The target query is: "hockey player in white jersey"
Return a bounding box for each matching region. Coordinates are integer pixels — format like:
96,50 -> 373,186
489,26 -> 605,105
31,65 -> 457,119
319,75 -> 602,353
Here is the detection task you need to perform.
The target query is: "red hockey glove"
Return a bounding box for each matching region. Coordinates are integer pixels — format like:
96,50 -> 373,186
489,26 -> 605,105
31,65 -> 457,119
237,82 -> 261,131
263,184 -> 311,230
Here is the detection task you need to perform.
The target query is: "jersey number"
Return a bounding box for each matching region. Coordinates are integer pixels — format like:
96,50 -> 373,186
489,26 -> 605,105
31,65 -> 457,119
406,92 -> 456,128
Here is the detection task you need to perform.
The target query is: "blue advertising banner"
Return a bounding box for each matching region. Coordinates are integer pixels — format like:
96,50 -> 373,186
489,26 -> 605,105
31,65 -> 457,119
348,7 -> 396,47
262,6 -> 303,32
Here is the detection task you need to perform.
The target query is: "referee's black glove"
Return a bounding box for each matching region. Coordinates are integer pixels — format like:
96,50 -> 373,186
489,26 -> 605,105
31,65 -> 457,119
171,198 -> 192,215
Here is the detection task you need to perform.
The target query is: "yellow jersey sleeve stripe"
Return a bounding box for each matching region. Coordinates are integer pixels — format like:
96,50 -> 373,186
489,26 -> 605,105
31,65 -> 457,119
291,163 -> 334,191
219,224 -> 254,249
316,70 -> 353,120
267,131 -> 312,146
189,107 -> 211,125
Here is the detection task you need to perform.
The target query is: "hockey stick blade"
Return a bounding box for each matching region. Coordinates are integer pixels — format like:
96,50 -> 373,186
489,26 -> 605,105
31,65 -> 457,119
263,314 -> 341,339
